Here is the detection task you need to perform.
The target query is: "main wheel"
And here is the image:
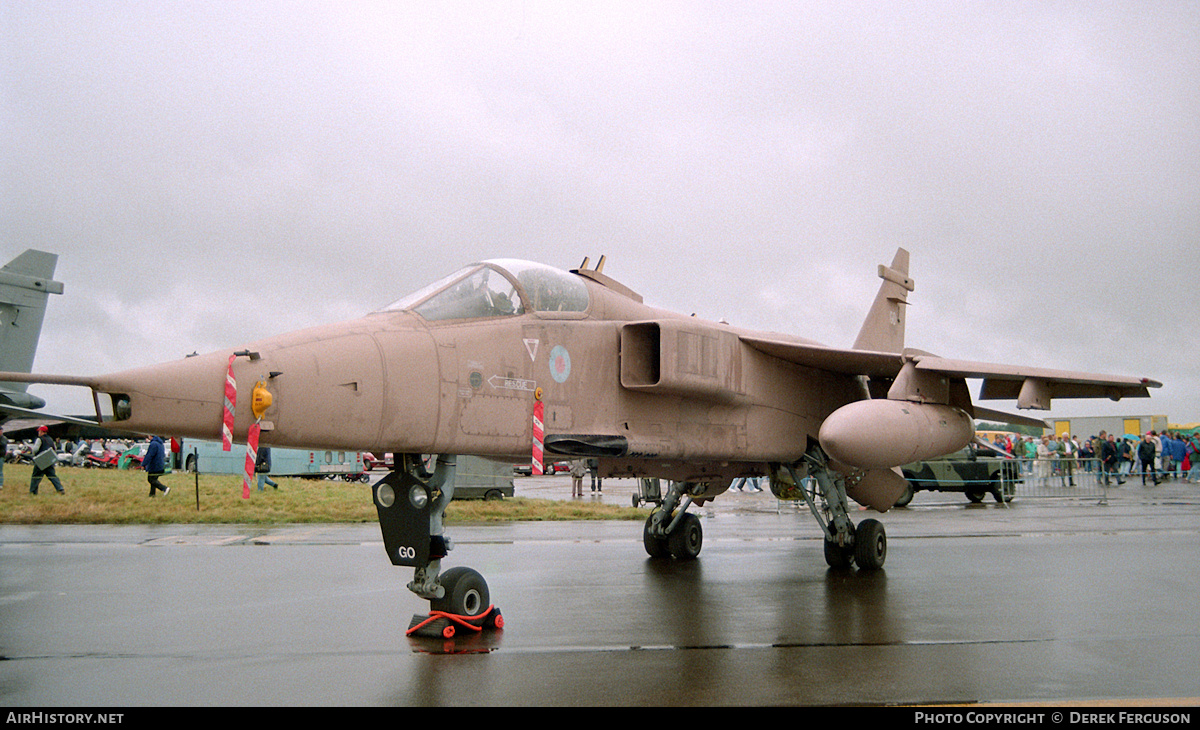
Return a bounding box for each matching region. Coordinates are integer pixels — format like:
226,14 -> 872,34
643,514 -> 671,558
667,512 -> 702,560
430,566 -> 490,617
966,490 -> 985,503
854,518 -> 886,570
824,536 -> 854,569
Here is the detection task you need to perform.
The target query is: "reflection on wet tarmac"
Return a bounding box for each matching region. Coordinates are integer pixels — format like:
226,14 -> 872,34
4,481 -> 1200,705
407,631 -> 503,656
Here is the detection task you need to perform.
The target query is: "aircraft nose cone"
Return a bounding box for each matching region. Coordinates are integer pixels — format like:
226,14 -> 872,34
92,352 -> 234,438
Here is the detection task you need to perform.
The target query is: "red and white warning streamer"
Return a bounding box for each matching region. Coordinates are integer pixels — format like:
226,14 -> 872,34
222,355 -> 237,452
532,400 -> 544,476
241,421 -> 261,500
221,353 -> 259,499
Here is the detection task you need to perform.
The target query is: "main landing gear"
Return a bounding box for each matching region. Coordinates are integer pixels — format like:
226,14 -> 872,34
635,452 -> 888,572
771,446 -> 887,571
372,454 -> 504,638
639,478 -> 705,560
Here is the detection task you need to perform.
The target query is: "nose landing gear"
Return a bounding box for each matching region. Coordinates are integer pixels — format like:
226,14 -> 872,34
371,455 -> 504,638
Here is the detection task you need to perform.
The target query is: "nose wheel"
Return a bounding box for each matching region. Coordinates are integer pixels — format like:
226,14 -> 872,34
406,565 -> 504,640
430,566 -> 490,616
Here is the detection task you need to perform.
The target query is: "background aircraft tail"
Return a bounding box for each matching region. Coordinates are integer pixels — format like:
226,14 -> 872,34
0,249 -> 63,408
852,248 -> 913,354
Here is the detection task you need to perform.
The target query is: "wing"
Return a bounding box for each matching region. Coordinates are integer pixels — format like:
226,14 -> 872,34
738,335 -> 905,378
911,356 -> 1161,408
738,335 -> 1161,413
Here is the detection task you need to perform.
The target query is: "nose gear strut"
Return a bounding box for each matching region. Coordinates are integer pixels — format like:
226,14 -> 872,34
371,454 -> 505,636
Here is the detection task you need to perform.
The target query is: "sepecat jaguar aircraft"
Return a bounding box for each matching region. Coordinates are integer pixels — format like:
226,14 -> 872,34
1,248 -> 1160,618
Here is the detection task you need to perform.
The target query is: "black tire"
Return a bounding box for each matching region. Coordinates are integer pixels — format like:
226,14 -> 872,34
894,483 -> 915,507
483,489 -> 503,501
824,536 -> 854,569
966,490 -> 986,503
430,566 -> 490,617
643,514 -> 672,558
667,512 -> 702,560
854,518 -> 887,570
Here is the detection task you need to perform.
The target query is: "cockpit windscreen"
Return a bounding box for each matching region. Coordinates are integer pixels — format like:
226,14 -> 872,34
379,260 -> 588,321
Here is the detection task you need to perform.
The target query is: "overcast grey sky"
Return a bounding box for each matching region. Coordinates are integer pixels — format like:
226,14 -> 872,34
3,1 -> 1197,426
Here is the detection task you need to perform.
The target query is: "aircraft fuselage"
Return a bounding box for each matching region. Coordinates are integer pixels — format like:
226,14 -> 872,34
91,271 -> 860,483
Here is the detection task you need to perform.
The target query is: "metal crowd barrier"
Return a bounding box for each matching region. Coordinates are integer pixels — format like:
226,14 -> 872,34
1007,456 -> 1109,504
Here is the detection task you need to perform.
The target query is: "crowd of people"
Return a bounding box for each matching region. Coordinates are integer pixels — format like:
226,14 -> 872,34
2,430 -> 177,496
4,434 -> 161,470
5,433 -> 282,497
990,430 -> 1200,487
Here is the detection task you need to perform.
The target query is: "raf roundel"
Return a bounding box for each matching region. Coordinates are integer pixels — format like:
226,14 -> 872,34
549,345 -> 571,384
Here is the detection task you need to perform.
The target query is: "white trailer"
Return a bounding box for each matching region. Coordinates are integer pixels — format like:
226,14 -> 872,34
178,439 -> 366,480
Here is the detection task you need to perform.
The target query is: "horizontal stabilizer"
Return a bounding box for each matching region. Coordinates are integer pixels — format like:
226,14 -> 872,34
970,405 -> 1048,430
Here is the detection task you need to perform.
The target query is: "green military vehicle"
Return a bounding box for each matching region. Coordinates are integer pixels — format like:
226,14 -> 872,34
897,440 -> 1021,506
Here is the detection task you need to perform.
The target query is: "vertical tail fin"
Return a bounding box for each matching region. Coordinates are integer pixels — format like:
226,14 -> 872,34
0,250 -> 64,399
852,248 -> 913,353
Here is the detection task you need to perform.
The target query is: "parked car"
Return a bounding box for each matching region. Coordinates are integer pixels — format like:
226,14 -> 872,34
362,452 -> 395,471
898,440 -> 1021,506
512,460 -> 571,476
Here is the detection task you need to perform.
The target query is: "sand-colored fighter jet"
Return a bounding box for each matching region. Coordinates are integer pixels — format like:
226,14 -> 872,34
2,249 -> 1160,617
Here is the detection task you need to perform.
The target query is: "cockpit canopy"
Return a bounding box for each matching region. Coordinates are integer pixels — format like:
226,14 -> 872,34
380,260 -> 589,321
